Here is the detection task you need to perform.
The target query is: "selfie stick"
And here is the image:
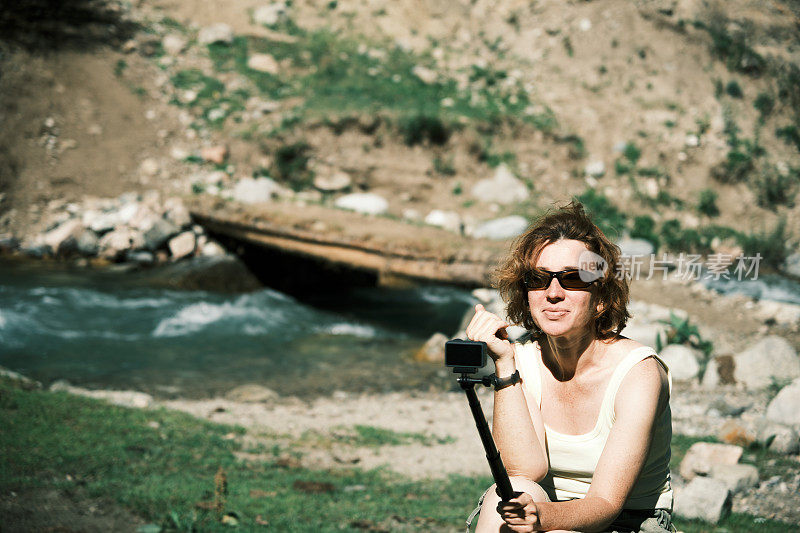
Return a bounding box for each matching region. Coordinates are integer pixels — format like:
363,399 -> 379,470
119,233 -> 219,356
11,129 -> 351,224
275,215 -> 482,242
457,374 -> 516,501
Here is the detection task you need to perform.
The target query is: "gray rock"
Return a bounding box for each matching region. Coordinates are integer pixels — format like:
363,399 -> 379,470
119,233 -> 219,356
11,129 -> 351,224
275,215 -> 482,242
615,237 -> 655,258
620,323 -> 665,349
247,53 -> 279,74
659,344 -> 701,382
709,463 -> 759,495
84,210 -> 118,234
200,241 -> 227,257
198,23 -> 234,45
768,426 -> 800,454
471,216 -> 529,240
163,198 -> 191,229
50,381 -> 153,408
414,332 -> 448,363
225,384 -> 279,402
334,193 -> 389,215
43,219 -> 82,251
168,231 -> 196,260
424,210 -> 462,233
232,177 -> 283,204
755,300 -> 800,327
75,230 -> 99,256
126,250 -> 155,264
313,171 -> 351,192
766,378 -> 800,427
162,34 -> 186,56
674,477 -> 731,523
584,160 -> 605,178
733,336 -> 800,389
679,442 -> 743,480
143,218 -> 179,250
253,3 -> 288,26
0,365 -> 42,390
470,164 -> 529,204
784,252 -> 800,278
98,228 -> 145,260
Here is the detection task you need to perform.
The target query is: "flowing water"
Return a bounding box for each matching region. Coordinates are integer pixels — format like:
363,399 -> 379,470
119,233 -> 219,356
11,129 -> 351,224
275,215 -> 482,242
0,261 -> 477,398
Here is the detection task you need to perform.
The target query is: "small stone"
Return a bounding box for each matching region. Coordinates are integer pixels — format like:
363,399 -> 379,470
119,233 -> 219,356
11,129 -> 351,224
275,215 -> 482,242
313,171 -> 351,192
247,53 -> 279,74
139,158 -> 159,177
471,216 -> 529,240
200,145 -> 229,164
674,477 -> 731,523
334,193 -> 389,215
201,241 -> 227,257
424,210 -> 462,233
578,18 -> 592,31
470,164 -> 529,204
709,463 -> 759,495
253,3 -> 288,26
162,34 -> 186,55
168,231 -> 196,259
412,65 -> 437,84
717,419 -> 756,448
198,23 -> 234,45
766,378 -> 800,426
231,177 -> 283,204
584,160 -> 605,178
685,134 -> 700,147
679,442 -> 743,481
414,332 -> 448,363
659,344 -> 701,382
225,384 -> 278,402
734,336 -> 799,389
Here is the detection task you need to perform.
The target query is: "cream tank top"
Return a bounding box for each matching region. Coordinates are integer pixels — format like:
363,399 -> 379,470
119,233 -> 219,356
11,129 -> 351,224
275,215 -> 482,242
514,342 -> 674,511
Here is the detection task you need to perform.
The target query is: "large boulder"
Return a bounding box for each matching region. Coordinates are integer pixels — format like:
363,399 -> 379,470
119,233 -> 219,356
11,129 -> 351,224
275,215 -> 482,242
471,216 -> 529,240
143,218 -> 180,251
98,227 -> 145,260
709,463 -> 759,495
168,231 -> 196,260
232,177 -> 283,204
43,219 -> 83,252
658,344 -> 700,382
733,336 -> 800,389
414,332 -> 448,363
424,210 -> 462,233
674,477 -> 731,523
470,164 -> 529,204
679,442 -> 743,480
198,23 -> 234,45
766,378 -> 800,427
334,193 -> 388,215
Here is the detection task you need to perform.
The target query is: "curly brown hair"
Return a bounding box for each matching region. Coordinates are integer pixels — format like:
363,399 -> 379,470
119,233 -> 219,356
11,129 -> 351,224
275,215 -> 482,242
494,201 -> 630,340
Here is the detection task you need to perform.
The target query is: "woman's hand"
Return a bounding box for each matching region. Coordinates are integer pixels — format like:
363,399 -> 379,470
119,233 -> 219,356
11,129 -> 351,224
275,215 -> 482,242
497,492 -> 540,532
465,304 -> 514,362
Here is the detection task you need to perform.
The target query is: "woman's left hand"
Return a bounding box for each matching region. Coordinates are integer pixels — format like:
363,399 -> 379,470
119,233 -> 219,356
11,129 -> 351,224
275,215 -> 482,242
497,492 -> 540,532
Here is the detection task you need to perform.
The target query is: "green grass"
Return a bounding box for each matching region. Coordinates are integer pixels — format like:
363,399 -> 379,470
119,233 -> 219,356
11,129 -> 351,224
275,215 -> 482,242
1,381 -> 796,532
203,29 -> 544,135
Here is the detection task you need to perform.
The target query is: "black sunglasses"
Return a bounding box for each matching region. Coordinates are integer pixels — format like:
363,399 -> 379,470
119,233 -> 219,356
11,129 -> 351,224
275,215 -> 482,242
523,268 -> 598,290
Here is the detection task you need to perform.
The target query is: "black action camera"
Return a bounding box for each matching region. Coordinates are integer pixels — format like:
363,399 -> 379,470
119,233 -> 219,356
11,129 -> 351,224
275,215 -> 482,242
445,339 -> 487,374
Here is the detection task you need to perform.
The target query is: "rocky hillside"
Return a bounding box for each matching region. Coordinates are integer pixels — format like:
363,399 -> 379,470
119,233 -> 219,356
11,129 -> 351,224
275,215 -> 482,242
1,0 -> 799,275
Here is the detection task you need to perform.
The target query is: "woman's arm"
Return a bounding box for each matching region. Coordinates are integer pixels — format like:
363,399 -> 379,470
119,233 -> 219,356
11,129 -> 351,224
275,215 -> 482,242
533,356 -> 670,532
466,304 -> 548,482
493,355 -> 549,481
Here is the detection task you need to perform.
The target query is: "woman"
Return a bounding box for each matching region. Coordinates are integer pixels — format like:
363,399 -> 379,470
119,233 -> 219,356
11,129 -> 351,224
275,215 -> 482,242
466,202 -> 673,533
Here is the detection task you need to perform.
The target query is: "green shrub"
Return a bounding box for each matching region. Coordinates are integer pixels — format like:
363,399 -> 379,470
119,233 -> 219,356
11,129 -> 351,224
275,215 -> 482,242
434,155 -> 456,176
630,215 -> 660,251
725,80 -> 744,98
754,92 -> 775,119
660,219 -> 706,253
272,141 -> 313,190
696,189 -> 720,217
753,169 -> 797,208
776,125 -> 800,152
693,18 -> 766,76
576,189 -> 626,239
398,115 -> 451,146
737,218 -> 789,270
623,142 -> 642,164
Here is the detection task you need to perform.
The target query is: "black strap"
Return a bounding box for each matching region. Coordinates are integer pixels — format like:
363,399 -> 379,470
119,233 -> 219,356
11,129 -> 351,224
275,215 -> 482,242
492,370 -> 521,390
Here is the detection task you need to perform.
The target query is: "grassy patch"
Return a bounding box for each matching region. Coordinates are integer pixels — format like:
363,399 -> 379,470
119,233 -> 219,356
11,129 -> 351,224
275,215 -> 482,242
696,188 -> 720,217
2,382 -> 797,532
575,189 -> 627,240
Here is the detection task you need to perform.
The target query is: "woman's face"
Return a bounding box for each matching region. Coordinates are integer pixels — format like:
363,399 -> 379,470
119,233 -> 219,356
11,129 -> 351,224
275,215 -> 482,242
527,239 -> 599,339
